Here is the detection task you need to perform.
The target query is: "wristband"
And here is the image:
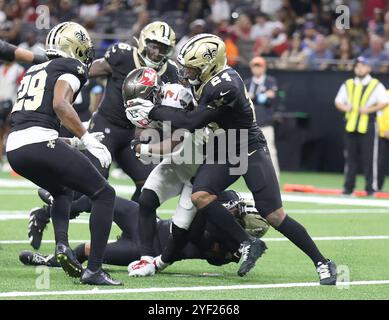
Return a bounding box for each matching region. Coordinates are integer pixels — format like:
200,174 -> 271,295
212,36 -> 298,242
140,143 -> 150,156
32,53 -> 49,65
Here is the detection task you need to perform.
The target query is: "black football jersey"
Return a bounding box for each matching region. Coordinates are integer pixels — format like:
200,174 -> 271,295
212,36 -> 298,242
10,57 -> 88,132
195,68 -> 265,147
150,67 -> 266,149
98,42 -> 179,128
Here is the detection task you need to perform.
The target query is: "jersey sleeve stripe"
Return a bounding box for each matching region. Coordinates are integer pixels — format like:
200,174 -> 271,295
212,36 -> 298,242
57,73 -> 81,93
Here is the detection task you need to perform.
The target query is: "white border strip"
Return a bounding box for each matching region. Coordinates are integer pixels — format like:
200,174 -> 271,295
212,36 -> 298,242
1,279 -> 389,298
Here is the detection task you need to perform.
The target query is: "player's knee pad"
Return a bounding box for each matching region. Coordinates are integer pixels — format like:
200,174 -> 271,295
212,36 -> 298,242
139,189 -> 160,214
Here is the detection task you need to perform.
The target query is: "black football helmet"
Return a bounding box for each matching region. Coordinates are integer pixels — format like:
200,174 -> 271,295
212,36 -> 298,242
122,67 -> 163,106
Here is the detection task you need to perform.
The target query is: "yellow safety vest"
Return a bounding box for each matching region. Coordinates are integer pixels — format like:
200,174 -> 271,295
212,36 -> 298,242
345,78 -> 379,134
377,89 -> 389,138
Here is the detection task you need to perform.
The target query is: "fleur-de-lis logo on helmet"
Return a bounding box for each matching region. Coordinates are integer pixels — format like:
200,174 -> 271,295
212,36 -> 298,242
75,30 -> 87,43
203,46 -> 217,61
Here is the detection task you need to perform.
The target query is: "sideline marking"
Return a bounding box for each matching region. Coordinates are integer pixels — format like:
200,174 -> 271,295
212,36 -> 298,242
1,279 -> 389,298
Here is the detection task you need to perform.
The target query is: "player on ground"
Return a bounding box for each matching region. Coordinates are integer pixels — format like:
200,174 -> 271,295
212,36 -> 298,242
6,22 -> 121,286
20,191 -> 270,270
128,34 -> 337,284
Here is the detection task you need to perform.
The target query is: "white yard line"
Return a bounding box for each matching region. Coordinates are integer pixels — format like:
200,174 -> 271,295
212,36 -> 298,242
1,279 -> 389,298
2,235 -> 389,245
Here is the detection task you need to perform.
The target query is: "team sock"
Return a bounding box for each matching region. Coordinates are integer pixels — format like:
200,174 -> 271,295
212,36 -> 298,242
276,215 -> 326,265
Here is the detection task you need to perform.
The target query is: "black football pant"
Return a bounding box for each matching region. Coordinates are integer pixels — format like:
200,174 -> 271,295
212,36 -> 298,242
7,140 -> 115,272
344,123 -> 380,193
87,112 -> 154,201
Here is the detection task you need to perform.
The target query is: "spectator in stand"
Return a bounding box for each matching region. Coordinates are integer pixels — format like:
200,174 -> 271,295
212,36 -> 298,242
250,13 -> 274,40
218,26 -> 239,67
208,0 -> 230,25
18,29 -> 44,57
327,24 -> 346,53
176,19 -> 206,56
308,34 -> 334,70
130,10 -> 150,39
260,0 -> 283,17
301,22 -> 319,52
0,2 -> 22,44
383,22 -> 389,55
362,34 -> 389,73
268,21 -> 288,57
335,36 -> 355,71
368,8 -> 385,36
279,33 -> 308,70
349,13 -> 369,55
79,0 -> 101,23
11,0 -> 36,23
231,13 -> 252,41
53,0 -> 77,23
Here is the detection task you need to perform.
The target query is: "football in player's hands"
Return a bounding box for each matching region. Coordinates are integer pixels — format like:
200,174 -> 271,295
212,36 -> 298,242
125,98 -> 159,129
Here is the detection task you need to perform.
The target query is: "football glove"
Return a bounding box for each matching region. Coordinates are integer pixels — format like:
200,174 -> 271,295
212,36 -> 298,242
80,132 -> 112,168
125,98 -> 154,128
69,132 -> 105,150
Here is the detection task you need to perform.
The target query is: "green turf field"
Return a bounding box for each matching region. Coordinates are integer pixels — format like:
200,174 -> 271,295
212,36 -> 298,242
1,170 -> 389,300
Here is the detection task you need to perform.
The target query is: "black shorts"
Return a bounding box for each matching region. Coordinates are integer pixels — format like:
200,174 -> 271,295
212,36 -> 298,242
7,139 -> 108,198
87,112 -> 154,182
192,145 -> 282,217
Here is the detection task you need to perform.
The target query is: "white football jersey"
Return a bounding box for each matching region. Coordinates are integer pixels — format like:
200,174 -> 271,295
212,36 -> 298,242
161,83 -> 193,110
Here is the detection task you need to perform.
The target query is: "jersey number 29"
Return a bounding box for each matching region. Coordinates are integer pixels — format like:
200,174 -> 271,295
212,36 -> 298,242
12,70 -> 48,112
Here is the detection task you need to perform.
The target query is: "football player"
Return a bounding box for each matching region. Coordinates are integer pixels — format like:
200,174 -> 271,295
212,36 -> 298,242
0,39 -> 48,64
86,21 -> 179,201
128,34 -> 337,284
123,68 -> 267,277
6,22 -> 121,286
27,22 -> 179,249
20,190 -> 270,271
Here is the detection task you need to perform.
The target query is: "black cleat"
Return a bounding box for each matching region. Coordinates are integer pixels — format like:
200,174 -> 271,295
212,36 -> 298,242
80,268 -> 123,286
28,206 -> 51,250
317,260 -> 337,285
237,238 -> 267,277
55,243 -> 83,278
19,250 -> 60,267
38,188 -> 54,205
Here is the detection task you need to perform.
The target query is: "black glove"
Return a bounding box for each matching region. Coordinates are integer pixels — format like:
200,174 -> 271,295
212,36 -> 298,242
32,53 -> 49,65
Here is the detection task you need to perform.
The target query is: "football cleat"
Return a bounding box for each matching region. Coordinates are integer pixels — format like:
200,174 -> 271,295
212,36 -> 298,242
237,238 -> 267,277
128,257 -> 156,277
38,188 -> 54,205
317,260 -> 337,285
28,206 -> 51,250
19,250 -> 60,267
80,268 -> 122,286
153,255 -> 170,272
55,243 -> 83,278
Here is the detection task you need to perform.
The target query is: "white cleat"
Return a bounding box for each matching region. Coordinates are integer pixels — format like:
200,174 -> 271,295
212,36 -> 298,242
128,257 -> 156,277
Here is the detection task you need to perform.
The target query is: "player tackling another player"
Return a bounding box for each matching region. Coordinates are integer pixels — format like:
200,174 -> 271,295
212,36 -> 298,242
126,33 -> 337,285
6,20 -> 337,286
